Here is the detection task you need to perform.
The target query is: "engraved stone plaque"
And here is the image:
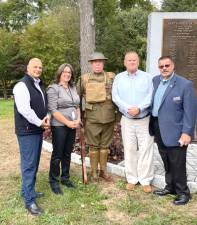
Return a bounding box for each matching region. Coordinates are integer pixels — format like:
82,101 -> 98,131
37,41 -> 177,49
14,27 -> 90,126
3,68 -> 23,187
147,12 -> 197,190
162,19 -> 197,92
162,19 -> 197,141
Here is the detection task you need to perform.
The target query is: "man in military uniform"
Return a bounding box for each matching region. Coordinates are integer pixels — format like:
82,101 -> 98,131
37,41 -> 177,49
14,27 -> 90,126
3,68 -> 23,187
78,52 -> 116,182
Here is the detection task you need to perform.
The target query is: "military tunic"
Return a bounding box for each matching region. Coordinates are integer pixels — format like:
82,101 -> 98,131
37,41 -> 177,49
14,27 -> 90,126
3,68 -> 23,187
78,71 -> 116,149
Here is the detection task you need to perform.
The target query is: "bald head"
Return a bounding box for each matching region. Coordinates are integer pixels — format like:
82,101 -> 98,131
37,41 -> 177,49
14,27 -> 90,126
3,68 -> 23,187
27,58 -> 42,79
124,51 -> 139,60
124,52 -> 140,74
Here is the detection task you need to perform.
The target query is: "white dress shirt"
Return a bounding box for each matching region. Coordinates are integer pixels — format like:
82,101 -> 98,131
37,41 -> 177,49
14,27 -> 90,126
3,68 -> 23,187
13,78 -> 45,127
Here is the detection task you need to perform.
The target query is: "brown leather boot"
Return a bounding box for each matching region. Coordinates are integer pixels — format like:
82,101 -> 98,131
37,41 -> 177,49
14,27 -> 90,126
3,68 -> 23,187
89,149 -> 99,182
99,149 -> 113,182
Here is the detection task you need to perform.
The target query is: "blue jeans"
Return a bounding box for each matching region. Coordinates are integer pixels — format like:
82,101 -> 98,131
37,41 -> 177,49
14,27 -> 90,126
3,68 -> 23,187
17,134 -> 43,206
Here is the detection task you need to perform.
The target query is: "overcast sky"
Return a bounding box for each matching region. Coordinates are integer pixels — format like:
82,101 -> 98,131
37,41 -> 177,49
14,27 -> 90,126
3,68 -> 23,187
151,0 -> 163,8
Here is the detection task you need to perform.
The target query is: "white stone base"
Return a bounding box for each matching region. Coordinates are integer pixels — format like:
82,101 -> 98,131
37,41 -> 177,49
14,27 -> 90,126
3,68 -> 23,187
152,143 -> 197,193
152,175 -> 197,194
42,141 -> 197,193
42,140 -> 126,177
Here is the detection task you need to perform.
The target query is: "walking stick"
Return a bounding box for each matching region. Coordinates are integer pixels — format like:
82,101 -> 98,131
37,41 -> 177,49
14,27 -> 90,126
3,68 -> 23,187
79,77 -> 88,184
79,124 -> 88,184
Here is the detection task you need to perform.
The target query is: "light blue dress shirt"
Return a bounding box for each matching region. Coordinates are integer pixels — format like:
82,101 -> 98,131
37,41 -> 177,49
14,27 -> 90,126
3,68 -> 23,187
152,74 -> 174,117
112,70 -> 153,119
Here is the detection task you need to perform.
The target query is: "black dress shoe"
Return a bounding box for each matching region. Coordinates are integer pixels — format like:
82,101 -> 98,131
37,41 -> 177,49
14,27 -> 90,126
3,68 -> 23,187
173,194 -> 191,205
36,192 -> 44,198
26,202 -> 43,216
50,183 -> 63,195
61,180 -> 76,188
153,189 -> 175,196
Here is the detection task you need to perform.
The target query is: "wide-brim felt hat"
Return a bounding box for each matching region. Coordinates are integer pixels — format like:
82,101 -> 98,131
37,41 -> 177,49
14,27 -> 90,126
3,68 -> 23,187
88,52 -> 108,61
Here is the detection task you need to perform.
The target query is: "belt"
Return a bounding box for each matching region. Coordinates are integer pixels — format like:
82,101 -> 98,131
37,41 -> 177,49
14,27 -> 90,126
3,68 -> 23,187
132,113 -> 150,120
151,116 -> 158,120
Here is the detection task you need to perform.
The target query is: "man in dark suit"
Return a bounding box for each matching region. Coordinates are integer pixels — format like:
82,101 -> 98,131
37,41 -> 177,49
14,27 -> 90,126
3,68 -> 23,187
149,56 -> 197,205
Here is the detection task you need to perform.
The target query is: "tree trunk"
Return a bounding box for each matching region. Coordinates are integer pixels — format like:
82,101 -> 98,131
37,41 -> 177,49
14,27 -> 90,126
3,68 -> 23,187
0,77 -> 8,100
3,88 -> 8,100
79,0 -> 95,74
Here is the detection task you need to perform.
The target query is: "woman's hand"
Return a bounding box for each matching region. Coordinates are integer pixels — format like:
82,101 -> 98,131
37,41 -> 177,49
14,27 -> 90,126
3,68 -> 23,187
66,120 -> 79,129
75,118 -> 82,127
43,127 -> 51,139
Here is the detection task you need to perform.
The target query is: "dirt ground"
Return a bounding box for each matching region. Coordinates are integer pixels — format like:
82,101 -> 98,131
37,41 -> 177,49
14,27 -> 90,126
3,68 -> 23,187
0,118 -> 51,178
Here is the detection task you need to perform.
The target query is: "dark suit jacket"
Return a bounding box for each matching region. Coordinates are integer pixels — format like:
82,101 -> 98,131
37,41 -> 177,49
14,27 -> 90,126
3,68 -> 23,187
149,73 -> 197,147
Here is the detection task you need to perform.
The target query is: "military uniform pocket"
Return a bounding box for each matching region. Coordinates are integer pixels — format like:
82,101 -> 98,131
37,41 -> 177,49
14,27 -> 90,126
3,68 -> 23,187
85,102 -> 93,110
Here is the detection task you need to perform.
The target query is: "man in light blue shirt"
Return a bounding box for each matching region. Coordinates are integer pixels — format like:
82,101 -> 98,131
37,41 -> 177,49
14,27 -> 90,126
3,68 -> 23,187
152,73 -> 174,117
112,51 -> 154,193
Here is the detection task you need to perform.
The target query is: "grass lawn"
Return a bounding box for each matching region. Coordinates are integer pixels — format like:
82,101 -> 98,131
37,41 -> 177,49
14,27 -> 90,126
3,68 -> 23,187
0,100 -> 197,225
0,174 -> 110,225
0,99 -> 14,118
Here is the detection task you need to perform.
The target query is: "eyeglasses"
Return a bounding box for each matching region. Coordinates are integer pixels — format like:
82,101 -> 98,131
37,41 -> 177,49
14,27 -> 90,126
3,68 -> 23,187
159,64 -> 170,69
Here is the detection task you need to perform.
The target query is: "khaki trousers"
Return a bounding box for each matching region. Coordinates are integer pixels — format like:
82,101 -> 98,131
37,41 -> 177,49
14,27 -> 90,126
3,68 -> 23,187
121,116 -> 154,185
85,120 -> 114,149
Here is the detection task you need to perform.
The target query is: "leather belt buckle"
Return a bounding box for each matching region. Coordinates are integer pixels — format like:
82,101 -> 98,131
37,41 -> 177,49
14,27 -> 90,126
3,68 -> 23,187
132,114 -> 149,120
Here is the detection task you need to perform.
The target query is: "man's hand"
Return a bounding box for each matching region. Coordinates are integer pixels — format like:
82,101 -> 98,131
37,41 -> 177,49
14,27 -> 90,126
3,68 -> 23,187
41,116 -> 50,129
178,133 -> 191,147
128,107 -> 140,117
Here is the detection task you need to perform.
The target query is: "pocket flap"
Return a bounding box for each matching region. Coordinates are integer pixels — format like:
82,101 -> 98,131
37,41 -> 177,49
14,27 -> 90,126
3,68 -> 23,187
85,103 -> 93,110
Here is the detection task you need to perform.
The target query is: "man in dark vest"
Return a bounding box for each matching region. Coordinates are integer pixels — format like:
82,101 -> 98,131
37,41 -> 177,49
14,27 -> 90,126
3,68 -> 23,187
13,58 -> 49,215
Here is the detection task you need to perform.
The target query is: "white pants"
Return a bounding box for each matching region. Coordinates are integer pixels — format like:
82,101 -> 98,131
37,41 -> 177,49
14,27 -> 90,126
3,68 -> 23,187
121,116 -> 154,185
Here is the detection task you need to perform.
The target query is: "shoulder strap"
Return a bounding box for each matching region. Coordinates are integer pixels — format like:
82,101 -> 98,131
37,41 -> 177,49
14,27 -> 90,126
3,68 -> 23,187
106,72 -> 115,79
84,72 -> 109,85
82,73 -> 90,86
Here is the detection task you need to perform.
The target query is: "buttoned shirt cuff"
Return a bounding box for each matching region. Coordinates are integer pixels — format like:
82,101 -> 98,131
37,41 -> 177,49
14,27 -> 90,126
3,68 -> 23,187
122,105 -> 131,115
35,118 -> 43,127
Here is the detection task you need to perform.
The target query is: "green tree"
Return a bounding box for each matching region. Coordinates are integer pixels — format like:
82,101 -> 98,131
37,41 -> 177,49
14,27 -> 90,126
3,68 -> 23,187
94,0 -> 154,73
19,6 -> 80,85
95,7 -> 150,73
162,0 -> 197,11
0,0 -> 40,32
0,29 -> 20,99
94,0 -> 118,48
120,0 -> 154,11
0,0 -> 78,32
47,0 -> 78,8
